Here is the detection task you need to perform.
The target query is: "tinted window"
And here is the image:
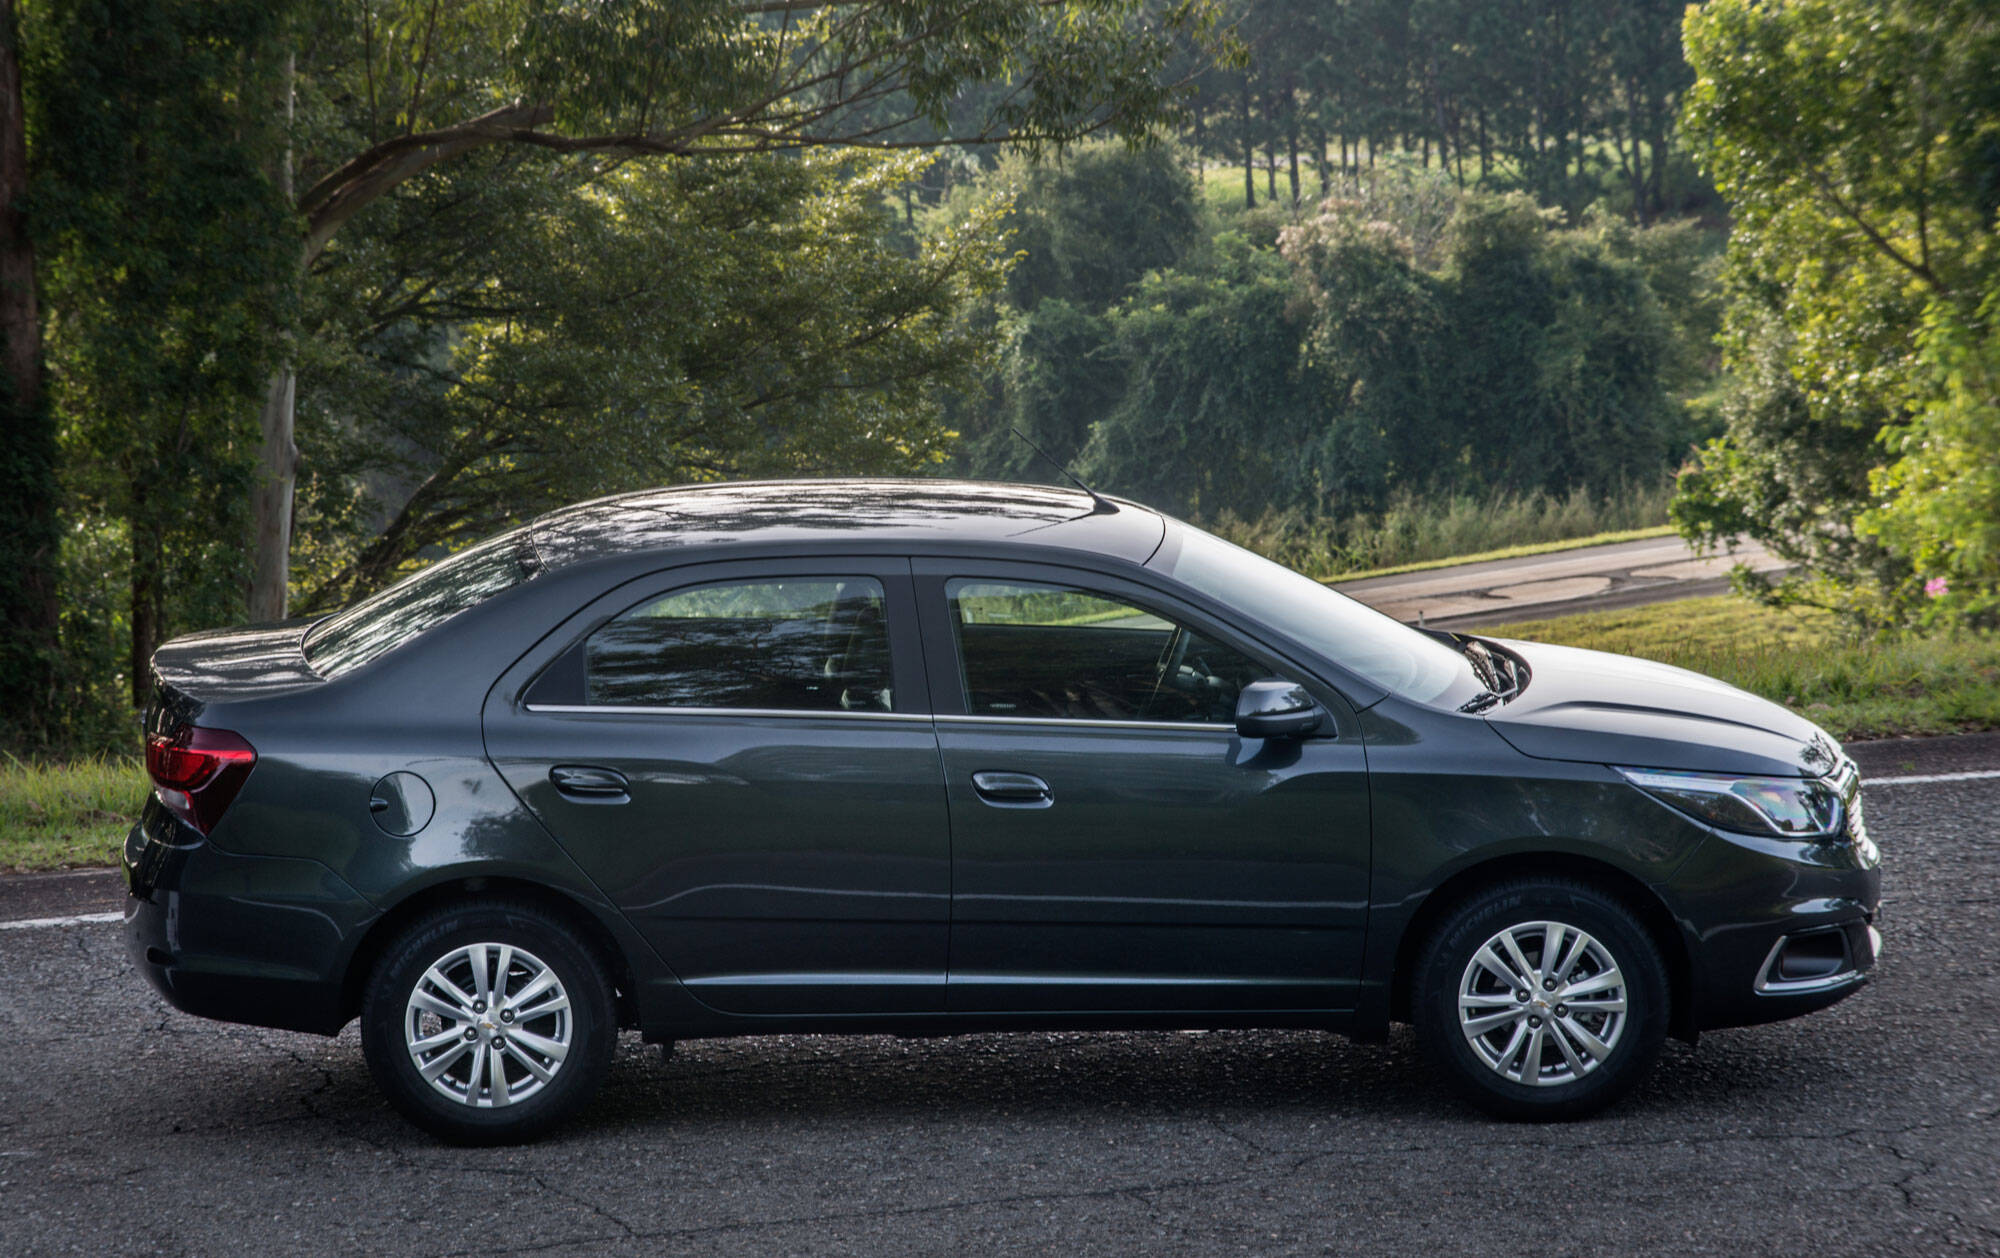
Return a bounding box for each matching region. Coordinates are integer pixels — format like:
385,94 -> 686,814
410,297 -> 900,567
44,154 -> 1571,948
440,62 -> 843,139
304,533 -> 540,678
1158,523 -> 1475,706
948,579 -> 1267,723
580,577 -> 892,712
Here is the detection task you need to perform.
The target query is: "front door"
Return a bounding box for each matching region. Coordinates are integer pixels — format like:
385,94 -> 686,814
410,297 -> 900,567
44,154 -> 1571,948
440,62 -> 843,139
914,561 -> 1373,1013
485,558 -> 949,1015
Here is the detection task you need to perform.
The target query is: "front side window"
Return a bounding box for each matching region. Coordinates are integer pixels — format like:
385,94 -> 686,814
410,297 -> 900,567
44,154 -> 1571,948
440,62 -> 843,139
1157,523 -> 1478,707
947,579 -> 1267,724
575,577 -> 892,712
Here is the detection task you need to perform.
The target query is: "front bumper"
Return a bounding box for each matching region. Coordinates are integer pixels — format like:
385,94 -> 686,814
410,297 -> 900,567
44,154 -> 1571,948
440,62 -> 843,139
123,805 -> 379,1036
1665,801 -> 1881,1033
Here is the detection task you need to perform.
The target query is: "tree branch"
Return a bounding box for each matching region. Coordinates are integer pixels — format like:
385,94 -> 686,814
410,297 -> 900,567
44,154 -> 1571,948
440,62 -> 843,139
298,99 -> 557,262
1805,167 -> 1947,295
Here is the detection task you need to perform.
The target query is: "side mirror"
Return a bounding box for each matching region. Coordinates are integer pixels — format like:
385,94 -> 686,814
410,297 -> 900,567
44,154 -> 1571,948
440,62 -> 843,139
1234,679 -> 1327,740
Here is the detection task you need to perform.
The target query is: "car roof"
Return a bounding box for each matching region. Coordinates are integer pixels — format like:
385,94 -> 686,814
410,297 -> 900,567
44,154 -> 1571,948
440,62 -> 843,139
526,478 -> 1167,569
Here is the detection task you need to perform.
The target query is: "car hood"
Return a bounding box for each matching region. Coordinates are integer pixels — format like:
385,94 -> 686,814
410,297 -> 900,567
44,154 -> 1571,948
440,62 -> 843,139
1481,638 -> 1839,778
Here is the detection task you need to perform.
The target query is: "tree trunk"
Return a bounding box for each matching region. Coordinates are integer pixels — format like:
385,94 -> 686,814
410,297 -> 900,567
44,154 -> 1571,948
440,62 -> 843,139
246,367 -> 296,621
245,54 -> 296,622
1240,78 -> 1255,209
128,484 -> 162,709
0,0 -> 57,742
1286,133 -> 1300,206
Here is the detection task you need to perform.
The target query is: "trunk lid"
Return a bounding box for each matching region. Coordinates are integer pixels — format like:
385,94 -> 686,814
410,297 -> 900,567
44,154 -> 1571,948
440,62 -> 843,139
149,620 -> 323,723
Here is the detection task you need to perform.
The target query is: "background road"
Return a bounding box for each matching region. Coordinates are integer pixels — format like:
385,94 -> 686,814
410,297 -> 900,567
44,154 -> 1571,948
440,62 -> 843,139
1333,534 -> 1785,627
2,736 -> 1996,1257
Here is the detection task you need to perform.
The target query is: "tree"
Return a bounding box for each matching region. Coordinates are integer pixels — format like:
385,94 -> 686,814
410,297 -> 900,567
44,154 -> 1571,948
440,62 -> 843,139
28,0 -> 299,704
1001,145 -> 1204,312
1674,0 -> 2000,625
247,0 -> 1226,618
0,0 -> 56,742
292,147 -> 1011,608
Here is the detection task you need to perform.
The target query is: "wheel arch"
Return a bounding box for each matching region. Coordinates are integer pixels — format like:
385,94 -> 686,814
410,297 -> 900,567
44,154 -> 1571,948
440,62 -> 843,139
1385,851 -> 1696,1042
339,875 -> 640,1030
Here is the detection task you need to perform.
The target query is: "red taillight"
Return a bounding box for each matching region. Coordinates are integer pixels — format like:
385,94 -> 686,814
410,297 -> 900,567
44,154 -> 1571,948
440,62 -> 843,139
145,726 -> 257,834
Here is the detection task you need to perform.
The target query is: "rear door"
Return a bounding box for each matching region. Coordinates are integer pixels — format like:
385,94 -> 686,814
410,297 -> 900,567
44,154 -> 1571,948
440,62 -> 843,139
914,559 -> 1373,1013
484,557 -> 949,1015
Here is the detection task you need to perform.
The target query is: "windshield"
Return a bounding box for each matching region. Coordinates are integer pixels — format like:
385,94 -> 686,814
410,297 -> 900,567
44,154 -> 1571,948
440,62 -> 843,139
303,531 -> 541,677
1157,523 -> 1477,706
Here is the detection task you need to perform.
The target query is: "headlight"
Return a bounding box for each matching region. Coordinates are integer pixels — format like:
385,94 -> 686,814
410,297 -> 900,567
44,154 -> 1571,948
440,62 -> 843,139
1616,767 -> 1844,839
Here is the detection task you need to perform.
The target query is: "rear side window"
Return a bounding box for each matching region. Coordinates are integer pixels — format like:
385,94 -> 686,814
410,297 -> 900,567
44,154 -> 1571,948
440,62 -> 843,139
535,577 -> 893,712
946,579 -> 1267,724
305,534 -> 540,678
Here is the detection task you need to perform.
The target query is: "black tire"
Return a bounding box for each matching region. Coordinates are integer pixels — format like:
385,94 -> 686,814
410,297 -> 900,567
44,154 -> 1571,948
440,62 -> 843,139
360,899 -> 617,1145
1413,878 -> 1668,1121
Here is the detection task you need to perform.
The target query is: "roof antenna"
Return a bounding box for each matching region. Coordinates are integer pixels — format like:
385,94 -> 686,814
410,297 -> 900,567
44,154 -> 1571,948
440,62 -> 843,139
1009,426 -> 1117,515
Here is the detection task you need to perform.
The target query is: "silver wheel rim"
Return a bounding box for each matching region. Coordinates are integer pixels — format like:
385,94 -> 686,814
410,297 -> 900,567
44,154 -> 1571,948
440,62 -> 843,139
1458,920 -> 1627,1087
404,942 -> 572,1108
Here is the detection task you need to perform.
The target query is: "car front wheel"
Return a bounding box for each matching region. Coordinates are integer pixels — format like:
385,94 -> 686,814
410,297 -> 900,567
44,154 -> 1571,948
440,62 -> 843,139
360,899 -> 616,1144
1414,878 -> 1668,1120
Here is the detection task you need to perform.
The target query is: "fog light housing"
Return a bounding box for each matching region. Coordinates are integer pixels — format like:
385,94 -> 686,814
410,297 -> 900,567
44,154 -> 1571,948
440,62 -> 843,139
1755,929 -> 1858,994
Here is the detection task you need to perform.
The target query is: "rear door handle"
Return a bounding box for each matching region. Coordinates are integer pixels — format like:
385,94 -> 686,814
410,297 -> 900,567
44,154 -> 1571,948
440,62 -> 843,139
971,771 -> 1053,808
550,764 -> 630,803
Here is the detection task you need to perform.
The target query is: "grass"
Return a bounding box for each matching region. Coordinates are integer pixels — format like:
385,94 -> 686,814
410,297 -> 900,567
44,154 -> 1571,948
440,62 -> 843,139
1324,525 -> 1677,583
1210,483 -> 1676,580
1482,595 -> 2000,743
0,756 -> 147,873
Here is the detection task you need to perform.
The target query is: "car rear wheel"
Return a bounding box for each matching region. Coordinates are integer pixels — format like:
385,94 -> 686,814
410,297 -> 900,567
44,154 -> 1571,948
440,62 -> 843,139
1414,878 -> 1668,1121
360,900 -> 616,1144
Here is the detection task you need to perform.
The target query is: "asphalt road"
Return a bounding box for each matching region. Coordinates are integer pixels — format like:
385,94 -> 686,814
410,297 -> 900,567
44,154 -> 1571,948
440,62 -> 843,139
1333,534 -> 1786,627
3,737 -> 1996,1257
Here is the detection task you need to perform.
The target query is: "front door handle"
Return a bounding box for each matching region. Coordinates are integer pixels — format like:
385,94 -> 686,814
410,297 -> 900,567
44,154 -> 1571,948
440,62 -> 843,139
550,764 -> 630,803
971,770 -> 1053,808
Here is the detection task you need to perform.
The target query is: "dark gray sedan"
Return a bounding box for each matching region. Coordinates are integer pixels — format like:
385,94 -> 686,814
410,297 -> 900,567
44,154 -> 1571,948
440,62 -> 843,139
124,481 -> 1881,1142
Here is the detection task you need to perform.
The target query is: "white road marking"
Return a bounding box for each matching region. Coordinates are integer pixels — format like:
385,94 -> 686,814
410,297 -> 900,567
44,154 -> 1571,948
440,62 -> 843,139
0,911 -> 123,931
1865,769 -> 2000,787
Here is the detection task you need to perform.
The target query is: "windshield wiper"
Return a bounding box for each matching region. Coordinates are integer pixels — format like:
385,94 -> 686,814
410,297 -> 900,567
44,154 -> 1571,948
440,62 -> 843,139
1458,689 -> 1503,713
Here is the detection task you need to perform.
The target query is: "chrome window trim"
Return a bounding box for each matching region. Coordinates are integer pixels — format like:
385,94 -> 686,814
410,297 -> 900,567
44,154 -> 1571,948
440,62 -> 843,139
519,708 -> 1236,733
934,713 -> 1235,733
522,703 -> 931,723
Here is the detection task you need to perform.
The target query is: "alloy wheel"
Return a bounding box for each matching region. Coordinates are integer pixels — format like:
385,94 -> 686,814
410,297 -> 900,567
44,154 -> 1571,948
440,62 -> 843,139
1457,919 -> 1628,1087
403,941 -> 572,1108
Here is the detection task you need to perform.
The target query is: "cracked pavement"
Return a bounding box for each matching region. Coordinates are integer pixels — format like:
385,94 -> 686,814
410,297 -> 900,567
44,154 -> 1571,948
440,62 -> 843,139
2,746 -> 1997,1255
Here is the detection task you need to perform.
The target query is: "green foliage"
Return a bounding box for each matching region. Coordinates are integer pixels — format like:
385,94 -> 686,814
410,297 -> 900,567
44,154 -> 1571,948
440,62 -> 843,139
952,155 -> 1708,526
25,0 -> 301,712
294,149 -> 1010,608
1002,146 -> 1205,312
1857,312 -> 2000,627
1083,238 -> 1308,512
1676,0 -> 2000,630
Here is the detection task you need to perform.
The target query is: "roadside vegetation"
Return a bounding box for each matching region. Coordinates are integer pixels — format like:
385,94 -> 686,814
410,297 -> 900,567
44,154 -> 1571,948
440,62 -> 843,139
0,757 -> 144,873
1213,484 -> 1675,580
1485,596 -> 2000,743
